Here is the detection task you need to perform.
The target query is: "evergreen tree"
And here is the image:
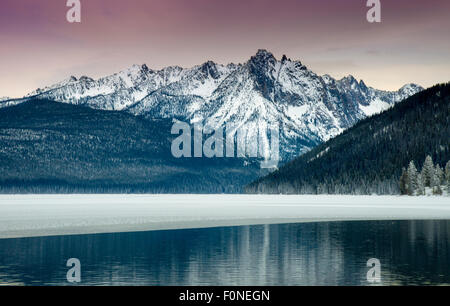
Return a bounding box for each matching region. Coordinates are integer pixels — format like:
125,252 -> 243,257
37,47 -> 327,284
407,161 -> 418,196
433,185 -> 443,195
435,165 -> 444,185
399,167 -> 408,195
421,155 -> 435,187
448,172 -> 450,195
445,161 -> 450,189
430,166 -> 441,188
431,167 -> 443,195
417,173 -> 425,196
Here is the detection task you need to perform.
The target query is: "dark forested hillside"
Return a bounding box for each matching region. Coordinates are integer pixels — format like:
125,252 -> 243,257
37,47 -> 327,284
0,99 -> 264,193
246,83 -> 450,195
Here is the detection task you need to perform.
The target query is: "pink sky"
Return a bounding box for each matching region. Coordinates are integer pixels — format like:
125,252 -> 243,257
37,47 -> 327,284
1,0 -> 449,97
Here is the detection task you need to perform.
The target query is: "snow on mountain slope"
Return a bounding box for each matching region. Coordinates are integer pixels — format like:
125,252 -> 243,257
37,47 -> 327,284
1,50 -> 423,160
195,50 -> 422,158
126,61 -> 238,120
0,98 -> 24,109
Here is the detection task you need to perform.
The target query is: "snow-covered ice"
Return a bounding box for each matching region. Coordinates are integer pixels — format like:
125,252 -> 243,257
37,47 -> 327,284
0,194 -> 449,239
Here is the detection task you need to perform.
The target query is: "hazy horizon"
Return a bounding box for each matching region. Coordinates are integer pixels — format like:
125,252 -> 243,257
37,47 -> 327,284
1,0 -> 449,98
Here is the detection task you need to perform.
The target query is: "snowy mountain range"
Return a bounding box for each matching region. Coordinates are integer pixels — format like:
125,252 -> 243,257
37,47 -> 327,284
1,50 -> 423,160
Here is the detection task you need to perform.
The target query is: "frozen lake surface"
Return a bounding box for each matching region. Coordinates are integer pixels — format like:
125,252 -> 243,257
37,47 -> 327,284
0,194 -> 449,239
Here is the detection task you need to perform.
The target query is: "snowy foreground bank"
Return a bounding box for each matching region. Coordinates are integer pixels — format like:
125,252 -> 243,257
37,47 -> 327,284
0,195 -> 449,239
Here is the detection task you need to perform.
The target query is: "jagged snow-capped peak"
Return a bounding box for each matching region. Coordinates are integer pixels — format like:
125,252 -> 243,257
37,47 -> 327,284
4,50 -> 424,160
398,83 -> 423,97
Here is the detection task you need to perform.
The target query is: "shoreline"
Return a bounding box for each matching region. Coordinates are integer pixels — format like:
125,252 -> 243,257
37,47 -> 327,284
0,194 -> 449,239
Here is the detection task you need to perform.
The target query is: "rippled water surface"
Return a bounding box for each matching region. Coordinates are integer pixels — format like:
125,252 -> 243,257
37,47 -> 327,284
0,220 -> 449,286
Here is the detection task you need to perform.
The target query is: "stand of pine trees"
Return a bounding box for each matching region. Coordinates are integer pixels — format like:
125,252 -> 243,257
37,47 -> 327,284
399,156 -> 450,196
